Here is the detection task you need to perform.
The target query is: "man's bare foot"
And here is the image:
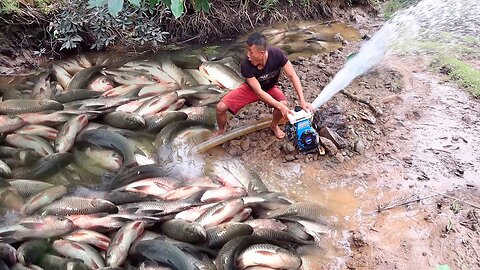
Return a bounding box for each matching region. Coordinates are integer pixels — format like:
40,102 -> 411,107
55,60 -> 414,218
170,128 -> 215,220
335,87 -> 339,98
210,129 -> 225,139
271,125 -> 285,139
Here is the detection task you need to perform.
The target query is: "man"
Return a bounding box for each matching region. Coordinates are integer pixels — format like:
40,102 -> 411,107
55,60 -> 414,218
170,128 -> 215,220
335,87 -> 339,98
213,32 -> 313,139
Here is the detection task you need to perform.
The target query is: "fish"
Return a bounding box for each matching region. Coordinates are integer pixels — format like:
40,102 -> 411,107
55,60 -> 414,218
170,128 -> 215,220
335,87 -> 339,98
138,82 -> 181,97
185,69 -> 211,85
11,152 -> 73,180
7,180 -> 54,199
252,228 -> 311,245
21,185 -> 68,215
106,221 -> 145,267
118,200 -> 192,216
31,71 -> 55,100
104,164 -> 172,190
0,243 -> 16,266
76,129 -> 137,168
243,219 -> 288,231
0,115 -> 25,134
119,177 -> 179,197
144,111 -> 188,133
0,160 -> 12,178
82,145 -> 123,171
101,84 -> 143,97
0,99 -> 63,114
5,134 -> 54,157
51,64 -> 72,89
206,223 -> 253,249
52,239 -> 105,269
39,197 -> 118,216
134,92 -> 179,117
66,65 -> 106,91
160,59 -> 198,86
36,254 -> 90,270
17,111 -> 73,126
101,69 -> 158,85
66,213 -> 128,232
15,125 -> 58,140
103,111 -> 145,130
160,219 -> 206,244
0,216 -> 75,244
194,198 -> 244,228
63,229 -> 111,250
54,115 -> 89,153
53,89 -> 102,103
16,239 -> 50,265
265,202 -> 329,224
198,62 -> 243,89
130,239 -> 200,270
86,75 -> 115,92
236,243 -> 302,269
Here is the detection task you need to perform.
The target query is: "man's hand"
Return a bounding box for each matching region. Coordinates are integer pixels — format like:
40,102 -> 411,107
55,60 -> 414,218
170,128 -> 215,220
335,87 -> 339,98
301,101 -> 314,113
278,103 -> 293,118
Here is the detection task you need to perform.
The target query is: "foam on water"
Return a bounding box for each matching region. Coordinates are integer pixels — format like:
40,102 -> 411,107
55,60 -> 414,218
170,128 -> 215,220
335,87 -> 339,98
312,0 -> 480,109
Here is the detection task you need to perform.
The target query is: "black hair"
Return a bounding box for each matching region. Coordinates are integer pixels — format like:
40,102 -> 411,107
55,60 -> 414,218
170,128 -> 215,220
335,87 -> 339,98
246,32 -> 267,51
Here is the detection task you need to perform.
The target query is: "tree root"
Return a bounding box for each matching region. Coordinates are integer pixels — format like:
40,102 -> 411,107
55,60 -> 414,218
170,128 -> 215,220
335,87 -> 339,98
341,90 -> 383,116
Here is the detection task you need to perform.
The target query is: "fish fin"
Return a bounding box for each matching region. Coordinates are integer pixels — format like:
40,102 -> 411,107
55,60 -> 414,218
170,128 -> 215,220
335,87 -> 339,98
18,222 -> 43,229
196,54 -> 208,62
0,236 -> 17,244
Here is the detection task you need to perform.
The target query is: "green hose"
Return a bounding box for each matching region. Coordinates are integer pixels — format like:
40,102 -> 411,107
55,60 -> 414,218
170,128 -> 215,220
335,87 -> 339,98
193,118 -> 285,153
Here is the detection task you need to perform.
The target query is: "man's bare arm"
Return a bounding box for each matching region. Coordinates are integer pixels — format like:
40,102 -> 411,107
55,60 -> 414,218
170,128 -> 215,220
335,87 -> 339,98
282,61 -> 314,112
246,77 -> 291,117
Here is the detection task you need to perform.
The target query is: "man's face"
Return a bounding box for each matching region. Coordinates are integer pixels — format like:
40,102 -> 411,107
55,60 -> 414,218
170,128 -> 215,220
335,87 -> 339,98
247,45 -> 265,66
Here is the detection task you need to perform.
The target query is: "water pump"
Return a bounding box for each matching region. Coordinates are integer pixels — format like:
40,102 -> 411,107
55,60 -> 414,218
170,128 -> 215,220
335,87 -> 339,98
285,106 -> 319,152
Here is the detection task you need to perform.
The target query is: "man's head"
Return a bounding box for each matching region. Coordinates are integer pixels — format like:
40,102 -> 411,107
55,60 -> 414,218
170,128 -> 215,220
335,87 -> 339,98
246,33 -> 267,66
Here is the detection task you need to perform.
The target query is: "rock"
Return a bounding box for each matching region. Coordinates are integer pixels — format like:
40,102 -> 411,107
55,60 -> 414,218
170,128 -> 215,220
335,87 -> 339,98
227,146 -> 242,156
354,140 -> 365,154
461,115 -> 471,123
285,155 -> 296,162
240,139 -> 250,151
320,136 -> 338,155
318,127 -> 348,149
280,142 -> 296,154
335,152 -> 344,163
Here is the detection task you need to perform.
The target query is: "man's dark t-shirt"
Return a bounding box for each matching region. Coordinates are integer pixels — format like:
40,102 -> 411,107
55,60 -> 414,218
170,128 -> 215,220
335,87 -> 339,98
240,46 -> 288,91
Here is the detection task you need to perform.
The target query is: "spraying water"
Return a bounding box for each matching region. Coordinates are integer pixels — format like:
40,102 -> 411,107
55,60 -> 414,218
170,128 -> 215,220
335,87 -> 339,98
312,0 -> 480,109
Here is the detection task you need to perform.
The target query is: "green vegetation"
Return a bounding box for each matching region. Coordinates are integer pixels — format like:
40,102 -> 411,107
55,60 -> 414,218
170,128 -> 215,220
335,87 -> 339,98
0,0 -> 358,53
432,55 -> 480,98
0,0 -> 20,14
383,0 -> 418,20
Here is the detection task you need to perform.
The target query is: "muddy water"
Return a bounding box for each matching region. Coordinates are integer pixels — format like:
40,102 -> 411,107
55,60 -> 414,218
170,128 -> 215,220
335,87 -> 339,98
0,21 -> 364,268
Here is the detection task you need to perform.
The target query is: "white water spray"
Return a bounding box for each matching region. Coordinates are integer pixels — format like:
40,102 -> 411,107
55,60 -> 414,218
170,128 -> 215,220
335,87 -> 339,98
312,0 -> 480,109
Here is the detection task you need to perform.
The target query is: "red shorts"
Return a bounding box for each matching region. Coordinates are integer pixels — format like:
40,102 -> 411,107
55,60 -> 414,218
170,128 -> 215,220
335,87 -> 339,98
221,83 -> 287,114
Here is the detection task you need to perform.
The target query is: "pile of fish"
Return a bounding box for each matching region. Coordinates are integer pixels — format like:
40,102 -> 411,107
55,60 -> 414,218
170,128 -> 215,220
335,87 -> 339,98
0,52 -> 331,269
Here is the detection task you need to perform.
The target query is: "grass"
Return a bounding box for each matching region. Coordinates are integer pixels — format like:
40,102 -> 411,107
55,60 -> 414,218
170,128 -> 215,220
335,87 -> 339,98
383,0 -> 419,20
433,55 -> 480,98
0,0 -> 19,14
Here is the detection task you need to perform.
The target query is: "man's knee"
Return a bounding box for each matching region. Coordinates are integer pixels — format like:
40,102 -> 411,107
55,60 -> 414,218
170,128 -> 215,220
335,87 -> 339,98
216,101 -> 229,113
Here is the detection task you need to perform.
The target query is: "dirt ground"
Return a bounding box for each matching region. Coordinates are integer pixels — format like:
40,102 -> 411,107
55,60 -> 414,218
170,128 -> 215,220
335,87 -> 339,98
213,8 -> 480,270
1,4 -> 478,270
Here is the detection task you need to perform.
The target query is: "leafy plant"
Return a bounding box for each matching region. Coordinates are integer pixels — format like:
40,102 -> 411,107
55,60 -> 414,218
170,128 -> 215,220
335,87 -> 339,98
88,0 -> 210,18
